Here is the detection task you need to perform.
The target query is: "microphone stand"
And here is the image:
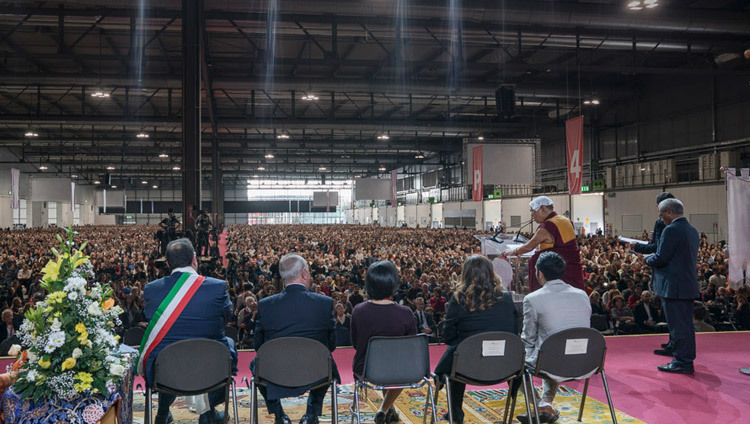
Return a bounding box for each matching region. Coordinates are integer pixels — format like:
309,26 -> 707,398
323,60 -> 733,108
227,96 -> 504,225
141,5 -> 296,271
512,219 -> 535,243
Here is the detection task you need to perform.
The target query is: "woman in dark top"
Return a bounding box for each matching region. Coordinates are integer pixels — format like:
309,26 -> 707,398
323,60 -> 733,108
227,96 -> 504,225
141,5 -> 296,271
350,261 -> 417,424
434,255 -> 519,424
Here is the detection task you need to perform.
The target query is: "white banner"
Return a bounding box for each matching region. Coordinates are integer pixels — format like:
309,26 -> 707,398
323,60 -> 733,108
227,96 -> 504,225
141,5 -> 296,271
70,182 -> 76,212
727,168 -> 750,289
10,168 -> 20,209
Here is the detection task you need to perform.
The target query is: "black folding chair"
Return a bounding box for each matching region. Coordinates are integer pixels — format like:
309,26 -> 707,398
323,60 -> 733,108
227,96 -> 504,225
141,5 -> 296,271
526,327 -> 617,424
145,339 -> 239,424
352,334 -> 437,424
438,331 -> 534,424
123,327 -> 146,347
250,337 -> 338,424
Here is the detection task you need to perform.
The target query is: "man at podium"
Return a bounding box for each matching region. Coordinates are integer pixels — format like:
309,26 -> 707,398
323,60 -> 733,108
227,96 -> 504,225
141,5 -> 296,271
504,196 -> 584,293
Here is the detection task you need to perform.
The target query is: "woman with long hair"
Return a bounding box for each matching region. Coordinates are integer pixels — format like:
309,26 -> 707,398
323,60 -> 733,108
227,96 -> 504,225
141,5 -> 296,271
433,255 -> 519,423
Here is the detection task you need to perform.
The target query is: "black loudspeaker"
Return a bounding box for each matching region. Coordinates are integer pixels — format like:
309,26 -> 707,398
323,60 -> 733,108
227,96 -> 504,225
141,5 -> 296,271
495,85 -> 515,118
321,173 -> 326,185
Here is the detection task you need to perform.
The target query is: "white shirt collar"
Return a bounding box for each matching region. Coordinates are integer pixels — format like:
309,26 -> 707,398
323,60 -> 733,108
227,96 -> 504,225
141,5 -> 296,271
171,266 -> 198,276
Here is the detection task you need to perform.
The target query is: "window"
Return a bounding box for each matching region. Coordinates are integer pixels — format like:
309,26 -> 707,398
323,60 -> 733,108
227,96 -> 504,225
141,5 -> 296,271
12,199 -> 27,228
74,204 -> 81,226
48,202 -> 57,226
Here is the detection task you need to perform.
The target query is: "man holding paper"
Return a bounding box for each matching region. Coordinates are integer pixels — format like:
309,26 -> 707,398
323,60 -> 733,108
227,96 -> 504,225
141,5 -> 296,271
504,196 -> 584,292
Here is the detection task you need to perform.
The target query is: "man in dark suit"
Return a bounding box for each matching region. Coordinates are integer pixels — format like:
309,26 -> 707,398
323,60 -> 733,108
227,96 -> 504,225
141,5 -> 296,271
413,297 -> 437,341
253,254 -> 338,424
645,199 -> 700,374
632,192 -> 674,350
0,309 -> 19,342
633,290 -> 660,333
143,239 -> 237,424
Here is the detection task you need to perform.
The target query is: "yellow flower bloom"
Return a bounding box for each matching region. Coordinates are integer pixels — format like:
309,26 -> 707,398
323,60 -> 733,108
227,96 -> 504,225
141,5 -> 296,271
61,357 -> 76,371
47,292 -> 66,304
75,323 -> 86,333
41,259 -> 62,283
77,331 -> 88,344
74,371 -> 93,392
38,359 -> 51,369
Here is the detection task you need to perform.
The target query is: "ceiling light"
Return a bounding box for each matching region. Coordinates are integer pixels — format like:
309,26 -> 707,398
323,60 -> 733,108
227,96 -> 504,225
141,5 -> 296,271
377,134 -> 390,141
277,133 -> 290,139
265,153 -> 274,159
136,132 -> 149,138
71,174 -> 77,178
319,167 -> 327,171
591,99 -> 600,105
94,180 -> 101,185
25,131 -> 38,137
106,166 -> 115,170
152,185 -> 158,189
159,153 -> 169,158
379,166 -> 387,171
258,166 -> 266,171
301,93 -> 319,101
90,90 -> 110,98
477,136 -> 484,141
172,166 -> 181,171
415,153 -> 425,159
39,166 -> 48,170
252,174 -> 259,178
628,1 -> 658,10
142,181 -> 148,184
110,185 -> 117,188
583,100 -> 591,105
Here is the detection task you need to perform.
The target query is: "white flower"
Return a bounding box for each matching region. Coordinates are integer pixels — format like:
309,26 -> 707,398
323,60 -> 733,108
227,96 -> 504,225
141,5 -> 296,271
26,370 -> 39,382
109,363 -> 125,377
44,330 -> 66,353
8,344 -> 21,356
87,302 -> 102,316
50,318 -> 62,331
64,276 -> 87,293
72,348 -> 83,359
67,291 -> 79,301
27,352 -> 37,363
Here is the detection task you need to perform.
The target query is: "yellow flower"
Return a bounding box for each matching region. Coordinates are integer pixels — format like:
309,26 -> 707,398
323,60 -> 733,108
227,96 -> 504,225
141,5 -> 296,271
61,357 -> 76,371
47,292 -> 66,304
74,371 -> 93,392
75,323 -> 86,333
41,259 -> 62,283
38,359 -> 51,369
77,331 -> 88,344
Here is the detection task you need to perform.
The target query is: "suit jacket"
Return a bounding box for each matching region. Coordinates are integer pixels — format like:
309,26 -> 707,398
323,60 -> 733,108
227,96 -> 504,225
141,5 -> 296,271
253,283 -> 338,399
413,309 -> 437,335
521,279 -> 591,366
646,217 -> 700,300
633,302 -> 660,329
143,270 -> 236,385
0,323 -> 19,342
633,218 -> 665,255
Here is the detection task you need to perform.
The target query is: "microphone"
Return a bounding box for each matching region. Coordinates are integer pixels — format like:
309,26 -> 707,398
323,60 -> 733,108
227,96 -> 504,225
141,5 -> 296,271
489,224 -> 506,243
512,219 -> 535,243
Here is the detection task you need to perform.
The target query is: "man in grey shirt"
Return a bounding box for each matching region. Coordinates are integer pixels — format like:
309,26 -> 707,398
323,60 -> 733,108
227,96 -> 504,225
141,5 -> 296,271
517,252 -> 591,424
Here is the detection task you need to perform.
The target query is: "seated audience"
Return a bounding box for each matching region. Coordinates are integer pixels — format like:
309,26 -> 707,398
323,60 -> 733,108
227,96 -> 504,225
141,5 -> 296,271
610,295 -> 640,334
693,301 -> 715,332
350,261 -> 417,424
434,255 -> 518,424
413,297 -> 438,341
633,291 -> 660,333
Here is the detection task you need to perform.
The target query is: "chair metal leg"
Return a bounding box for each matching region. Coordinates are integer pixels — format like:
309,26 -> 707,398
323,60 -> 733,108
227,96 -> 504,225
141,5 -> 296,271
250,378 -> 257,424
428,384 -> 438,424
353,382 -> 361,424
444,378 -> 453,424
526,373 -> 542,424
578,378 -> 590,422
521,374 -> 534,424
504,378 -> 518,424
145,387 -> 152,424
224,378 -> 231,424
600,370 -> 618,424
331,381 -> 338,424
231,378 -> 240,424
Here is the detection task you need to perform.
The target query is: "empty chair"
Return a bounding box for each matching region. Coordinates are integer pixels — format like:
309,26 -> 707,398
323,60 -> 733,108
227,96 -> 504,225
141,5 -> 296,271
123,327 -> 145,347
438,331 -> 534,424
352,335 -> 437,424
145,339 -> 239,424
249,337 -> 338,424
526,327 -> 617,424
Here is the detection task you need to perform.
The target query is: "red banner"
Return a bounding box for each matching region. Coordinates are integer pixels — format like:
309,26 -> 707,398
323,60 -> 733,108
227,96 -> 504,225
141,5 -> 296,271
391,170 -> 397,206
565,115 -> 584,195
472,145 -> 483,202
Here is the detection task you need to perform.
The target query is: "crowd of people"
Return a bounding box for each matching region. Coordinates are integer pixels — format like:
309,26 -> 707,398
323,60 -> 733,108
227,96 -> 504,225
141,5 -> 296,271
0,222 -> 747,354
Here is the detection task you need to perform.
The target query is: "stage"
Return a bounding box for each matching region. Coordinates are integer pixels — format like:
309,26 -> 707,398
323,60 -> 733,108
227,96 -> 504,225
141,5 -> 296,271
2,332 -> 748,423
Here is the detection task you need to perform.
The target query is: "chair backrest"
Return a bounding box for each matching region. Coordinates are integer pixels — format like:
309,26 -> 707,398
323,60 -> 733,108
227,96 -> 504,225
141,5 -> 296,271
363,334 -> 429,386
123,327 -> 146,346
154,339 -> 232,395
451,331 -> 525,384
255,337 -> 332,387
535,327 -> 607,380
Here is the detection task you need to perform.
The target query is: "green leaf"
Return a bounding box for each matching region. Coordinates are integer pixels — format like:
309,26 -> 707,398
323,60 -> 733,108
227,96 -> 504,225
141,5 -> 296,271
55,234 -> 63,243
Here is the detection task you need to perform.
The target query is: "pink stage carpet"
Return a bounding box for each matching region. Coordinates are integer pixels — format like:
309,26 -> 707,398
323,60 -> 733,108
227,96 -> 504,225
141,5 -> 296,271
2,333 -> 748,423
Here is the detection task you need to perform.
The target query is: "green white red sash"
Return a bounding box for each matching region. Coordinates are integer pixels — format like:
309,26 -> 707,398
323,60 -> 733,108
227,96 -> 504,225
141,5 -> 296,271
136,272 -> 205,375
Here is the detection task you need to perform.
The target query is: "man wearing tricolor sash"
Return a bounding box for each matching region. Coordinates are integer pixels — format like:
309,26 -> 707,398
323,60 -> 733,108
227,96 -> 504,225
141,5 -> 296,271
140,238 -> 238,424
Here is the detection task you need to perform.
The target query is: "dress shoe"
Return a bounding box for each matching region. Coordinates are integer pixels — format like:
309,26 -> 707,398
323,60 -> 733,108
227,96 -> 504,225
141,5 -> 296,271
275,414 -> 292,424
517,411 -> 559,424
653,348 -> 674,357
441,411 -> 464,424
299,414 -> 319,424
154,411 -> 173,424
375,411 -> 388,424
657,362 -> 694,375
386,407 -> 400,422
199,409 -> 227,424
661,343 -> 670,349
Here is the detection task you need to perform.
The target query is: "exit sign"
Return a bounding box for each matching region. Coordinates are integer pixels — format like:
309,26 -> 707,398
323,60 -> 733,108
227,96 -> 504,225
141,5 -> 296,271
582,185 -> 590,192
487,194 -> 494,199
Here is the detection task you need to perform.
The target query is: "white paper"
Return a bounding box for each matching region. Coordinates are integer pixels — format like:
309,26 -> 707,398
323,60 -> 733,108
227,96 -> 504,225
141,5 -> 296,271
618,236 -> 647,245
564,338 -> 588,355
482,340 -> 506,357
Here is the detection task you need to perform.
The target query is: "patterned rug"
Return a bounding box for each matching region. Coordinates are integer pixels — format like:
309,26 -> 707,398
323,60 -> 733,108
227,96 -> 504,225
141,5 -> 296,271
131,383 -> 643,423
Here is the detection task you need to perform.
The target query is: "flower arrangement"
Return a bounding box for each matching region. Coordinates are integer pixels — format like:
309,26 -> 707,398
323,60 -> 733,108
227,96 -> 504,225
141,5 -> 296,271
9,228 -> 129,402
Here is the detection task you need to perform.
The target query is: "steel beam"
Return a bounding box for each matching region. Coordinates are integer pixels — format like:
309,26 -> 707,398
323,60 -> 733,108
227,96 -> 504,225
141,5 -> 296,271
182,0 -> 201,227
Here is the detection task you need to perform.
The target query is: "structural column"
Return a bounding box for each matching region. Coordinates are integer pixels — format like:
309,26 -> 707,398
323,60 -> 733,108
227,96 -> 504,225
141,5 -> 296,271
182,0 -> 202,230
